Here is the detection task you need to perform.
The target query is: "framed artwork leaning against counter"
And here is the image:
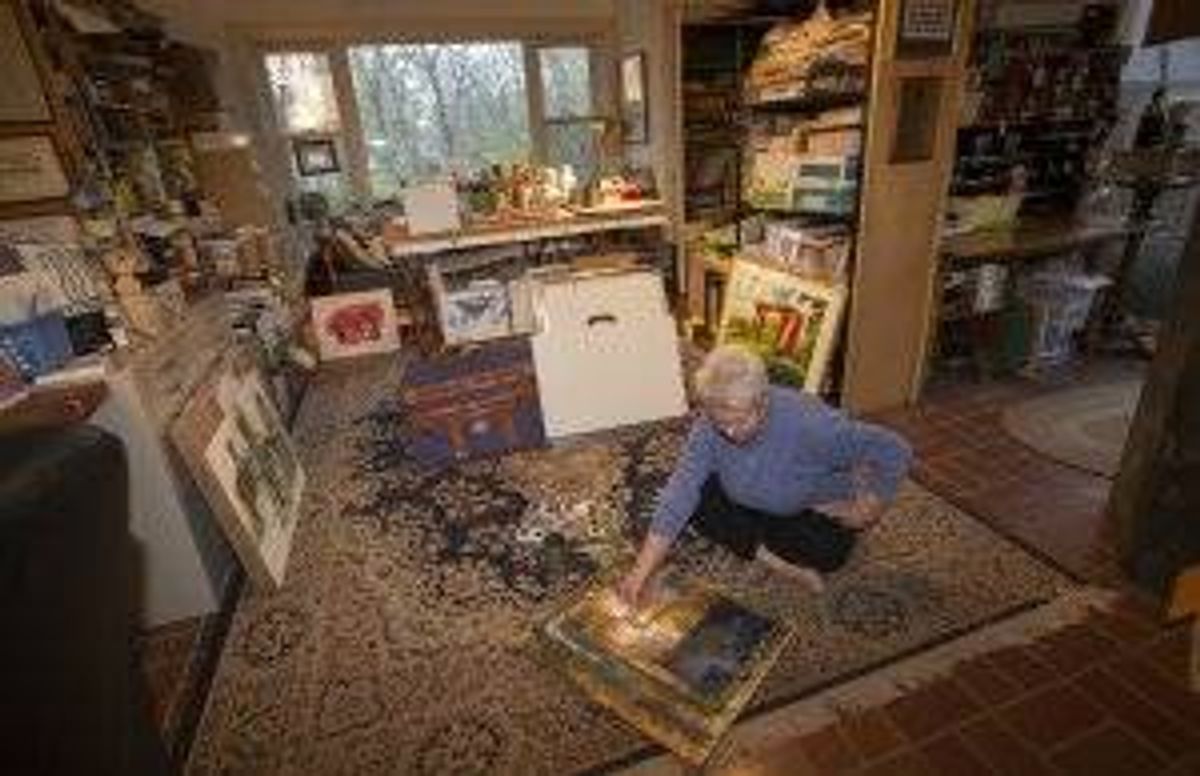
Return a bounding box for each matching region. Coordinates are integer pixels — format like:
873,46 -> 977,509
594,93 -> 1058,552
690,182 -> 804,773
718,257 -> 847,393
171,355 -> 306,588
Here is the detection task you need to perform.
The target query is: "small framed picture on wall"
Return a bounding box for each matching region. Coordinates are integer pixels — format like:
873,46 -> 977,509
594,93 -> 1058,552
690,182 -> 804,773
897,0 -> 958,59
293,137 -> 340,177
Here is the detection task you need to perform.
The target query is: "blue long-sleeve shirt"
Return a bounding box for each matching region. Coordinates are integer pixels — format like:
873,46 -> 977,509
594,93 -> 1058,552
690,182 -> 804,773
648,386 -> 913,542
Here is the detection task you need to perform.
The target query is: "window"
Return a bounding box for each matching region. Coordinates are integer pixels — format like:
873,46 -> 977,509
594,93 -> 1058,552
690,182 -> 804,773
349,42 -> 532,197
264,51 -> 349,204
540,46 -> 604,184
263,40 -> 604,203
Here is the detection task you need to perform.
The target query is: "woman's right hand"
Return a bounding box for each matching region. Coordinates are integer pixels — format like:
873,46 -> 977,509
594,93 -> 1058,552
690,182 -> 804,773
615,572 -> 645,612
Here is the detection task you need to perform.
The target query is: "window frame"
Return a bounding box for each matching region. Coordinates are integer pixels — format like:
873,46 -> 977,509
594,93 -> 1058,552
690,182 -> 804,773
256,35 -> 611,203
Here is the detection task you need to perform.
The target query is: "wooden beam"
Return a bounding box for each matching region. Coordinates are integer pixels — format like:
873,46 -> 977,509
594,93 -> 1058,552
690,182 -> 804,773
842,0 -> 976,413
1106,164 -> 1200,595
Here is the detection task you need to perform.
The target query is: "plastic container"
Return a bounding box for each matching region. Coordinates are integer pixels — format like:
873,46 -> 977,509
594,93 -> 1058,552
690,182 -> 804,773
1020,272 -> 1110,367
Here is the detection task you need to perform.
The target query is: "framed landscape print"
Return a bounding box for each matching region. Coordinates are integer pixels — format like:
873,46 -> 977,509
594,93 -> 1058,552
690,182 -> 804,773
310,288 -> 401,361
172,358 -> 306,588
540,571 -> 793,764
0,135 -> 69,204
718,257 -> 847,392
293,136 -> 340,176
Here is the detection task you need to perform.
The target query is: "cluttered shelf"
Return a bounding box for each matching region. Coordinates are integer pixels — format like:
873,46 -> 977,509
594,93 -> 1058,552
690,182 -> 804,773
740,203 -> 858,223
940,218 -> 1129,263
744,89 -> 864,114
383,204 -> 668,260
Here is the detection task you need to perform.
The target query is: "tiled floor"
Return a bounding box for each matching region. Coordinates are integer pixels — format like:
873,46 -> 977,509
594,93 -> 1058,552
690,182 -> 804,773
874,377 -> 1124,584
731,367 -> 1200,775
738,599 -> 1199,776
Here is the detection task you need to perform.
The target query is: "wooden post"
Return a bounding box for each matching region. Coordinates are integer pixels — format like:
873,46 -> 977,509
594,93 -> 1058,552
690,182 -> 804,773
1106,163 -> 1200,595
843,0 -> 976,413
1168,566 -> 1200,693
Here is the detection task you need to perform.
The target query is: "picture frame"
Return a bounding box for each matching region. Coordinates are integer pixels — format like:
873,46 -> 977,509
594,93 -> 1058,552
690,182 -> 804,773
897,0 -> 959,59
540,571 -> 793,764
717,256 -> 848,393
292,136 -> 340,177
310,288 -> 401,361
620,51 -> 648,145
437,280 -> 511,346
0,2 -> 51,123
0,135 -> 70,204
170,357 -> 306,588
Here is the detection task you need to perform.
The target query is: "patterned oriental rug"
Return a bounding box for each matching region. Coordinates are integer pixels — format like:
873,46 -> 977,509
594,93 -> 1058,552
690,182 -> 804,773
187,358 -> 1084,776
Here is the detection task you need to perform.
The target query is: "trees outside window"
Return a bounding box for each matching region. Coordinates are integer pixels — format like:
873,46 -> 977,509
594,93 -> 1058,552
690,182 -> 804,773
349,42 -> 532,197
540,46 -> 604,185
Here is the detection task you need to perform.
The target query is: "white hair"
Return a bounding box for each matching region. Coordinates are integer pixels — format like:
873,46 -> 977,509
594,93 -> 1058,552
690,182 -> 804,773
695,345 -> 768,406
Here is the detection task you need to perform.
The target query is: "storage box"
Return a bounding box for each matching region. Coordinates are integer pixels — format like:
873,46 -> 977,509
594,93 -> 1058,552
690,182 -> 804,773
0,311 -> 73,378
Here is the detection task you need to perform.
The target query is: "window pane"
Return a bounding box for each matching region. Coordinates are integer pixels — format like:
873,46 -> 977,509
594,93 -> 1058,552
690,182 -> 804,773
264,52 -> 340,134
540,47 -> 592,119
296,171 -> 349,208
547,121 -> 601,184
348,42 -> 532,197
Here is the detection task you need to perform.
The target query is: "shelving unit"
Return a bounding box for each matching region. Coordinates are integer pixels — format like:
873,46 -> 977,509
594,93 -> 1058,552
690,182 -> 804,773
681,23 -> 765,225
929,7 -> 1126,385
681,3 -> 874,400
25,0 -> 222,224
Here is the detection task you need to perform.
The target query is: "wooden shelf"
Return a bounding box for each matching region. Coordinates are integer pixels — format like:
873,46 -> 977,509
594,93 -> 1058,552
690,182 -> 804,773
746,90 -> 864,114
741,203 -> 857,223
940,218 -> 1128,263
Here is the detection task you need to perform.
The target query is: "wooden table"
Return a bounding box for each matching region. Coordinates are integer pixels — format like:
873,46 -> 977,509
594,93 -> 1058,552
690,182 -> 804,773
384,205 -> 669,260
924,219 -> 1130,388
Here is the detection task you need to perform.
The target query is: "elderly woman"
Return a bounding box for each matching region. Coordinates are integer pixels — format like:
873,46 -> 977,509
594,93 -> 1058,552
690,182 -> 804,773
619,345 -> 913,607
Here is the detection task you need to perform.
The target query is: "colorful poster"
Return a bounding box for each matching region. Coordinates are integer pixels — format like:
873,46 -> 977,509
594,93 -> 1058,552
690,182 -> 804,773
718,257 -> 847,392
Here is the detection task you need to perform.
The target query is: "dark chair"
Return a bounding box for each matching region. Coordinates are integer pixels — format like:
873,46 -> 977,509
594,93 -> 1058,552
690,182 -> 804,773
0,425 -> 171,776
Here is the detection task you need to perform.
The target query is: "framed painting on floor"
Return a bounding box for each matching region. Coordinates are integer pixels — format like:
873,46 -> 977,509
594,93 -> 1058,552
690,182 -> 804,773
310,288 -> 401,361
717,257 -> 847,392
539,571 -> 793,765
171,355 -> 306,588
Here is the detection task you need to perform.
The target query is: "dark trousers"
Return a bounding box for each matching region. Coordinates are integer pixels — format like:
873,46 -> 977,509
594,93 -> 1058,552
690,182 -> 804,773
690,476 -> 858,573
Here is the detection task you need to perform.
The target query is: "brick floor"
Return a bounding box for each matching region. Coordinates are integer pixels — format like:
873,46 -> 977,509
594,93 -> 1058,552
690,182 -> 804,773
874,375 -> 1127,584
728,368 -> 1200,775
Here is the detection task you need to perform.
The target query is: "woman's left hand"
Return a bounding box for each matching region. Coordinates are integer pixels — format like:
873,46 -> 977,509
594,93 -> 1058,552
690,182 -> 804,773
819,494 -> 885,529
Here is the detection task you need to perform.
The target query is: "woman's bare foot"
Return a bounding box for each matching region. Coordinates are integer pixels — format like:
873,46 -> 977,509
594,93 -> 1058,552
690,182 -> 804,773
755,547 -> 825,593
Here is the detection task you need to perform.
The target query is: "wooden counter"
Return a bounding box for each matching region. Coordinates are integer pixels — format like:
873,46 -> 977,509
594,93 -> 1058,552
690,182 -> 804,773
384,205 -> 669,259
940,219 -> 1129,263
